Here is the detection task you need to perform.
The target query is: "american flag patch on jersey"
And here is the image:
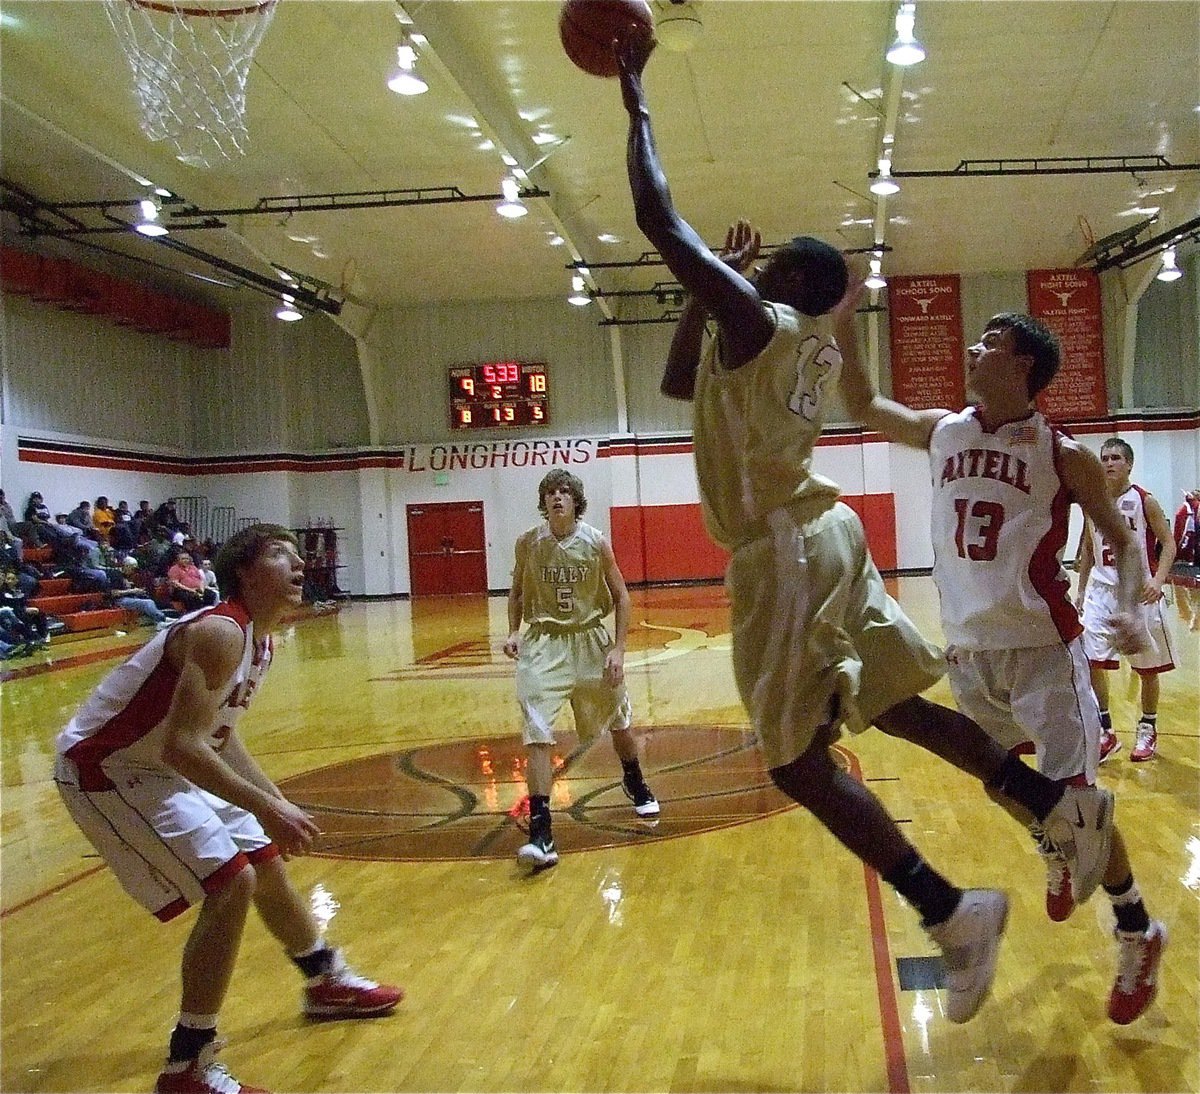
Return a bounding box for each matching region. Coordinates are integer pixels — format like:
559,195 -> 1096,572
1009,425 -> 1038,446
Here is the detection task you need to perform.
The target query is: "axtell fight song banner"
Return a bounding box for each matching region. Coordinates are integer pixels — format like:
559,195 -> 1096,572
1026,268 -> 1108,420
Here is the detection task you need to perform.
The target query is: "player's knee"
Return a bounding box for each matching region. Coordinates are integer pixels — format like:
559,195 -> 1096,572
222,862 -> 258,905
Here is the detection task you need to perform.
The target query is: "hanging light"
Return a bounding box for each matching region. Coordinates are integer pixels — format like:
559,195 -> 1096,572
276,294 -> 303,321
654,0 -> 703,52
387,36 -> 428,95
496,177 -> 528,219
865,257 -> 887,290
567,275 -> 591,306
1157,246 -> 1183,282
870,158 -> 901,196
135,196 -> 168,237
886,2 -> 926,65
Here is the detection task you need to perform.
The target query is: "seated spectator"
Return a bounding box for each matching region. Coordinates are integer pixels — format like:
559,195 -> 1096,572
66,500 -> 93,536
170,520 -> 191,547
109,518 -> 136,551
166,549 -> 217,609
200,558 -> 220,601
92,496 -> 117,543
0,489 -> 23,566
153,497 -> 181,533
63,540 -> 111,593
130,500 -> 153,541
20,491 -> 56,546
135,525 -> 175,577
108,564 -> 169,628
1,568 -> 50,651
115,500 -> 133,526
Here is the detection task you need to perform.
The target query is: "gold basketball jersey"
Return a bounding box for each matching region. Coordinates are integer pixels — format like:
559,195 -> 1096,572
693,301 -> 842,549
520,521 -> 612,629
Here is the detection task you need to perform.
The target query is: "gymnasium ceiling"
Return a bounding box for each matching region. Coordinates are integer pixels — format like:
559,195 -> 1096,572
1,0 -> 1198,324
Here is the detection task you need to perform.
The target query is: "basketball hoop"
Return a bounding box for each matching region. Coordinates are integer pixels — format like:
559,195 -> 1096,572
103,0 -> 279,168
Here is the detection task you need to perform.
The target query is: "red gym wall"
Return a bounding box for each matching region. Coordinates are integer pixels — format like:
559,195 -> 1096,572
610,494 -> 898,585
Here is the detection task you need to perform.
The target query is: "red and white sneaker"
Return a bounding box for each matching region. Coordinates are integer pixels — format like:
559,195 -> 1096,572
155,1042 -> 268,1094
1131,722 -> 1157,762
1098,727 -> 1121,763
303,949 -> 404,1019
1108,920 -> 1167,1024
1041,843 -> 1075,922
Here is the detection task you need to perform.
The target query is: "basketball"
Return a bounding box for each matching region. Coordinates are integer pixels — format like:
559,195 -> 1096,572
559,0 -> 654,78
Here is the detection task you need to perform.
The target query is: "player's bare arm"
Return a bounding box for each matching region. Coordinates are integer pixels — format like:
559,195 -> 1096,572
662,221 -> 762,401
1074,516 -> 1096,607
1060,440 -> 1148,653
833,280 -> 946,450
1142,492 -> 1176,603
503,531 -> 529,659
160,617 -> 319,856
616,35 -> 772,369
600,534 -> 631,686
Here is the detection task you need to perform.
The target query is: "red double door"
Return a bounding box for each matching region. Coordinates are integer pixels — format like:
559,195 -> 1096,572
406,501 -> 488,596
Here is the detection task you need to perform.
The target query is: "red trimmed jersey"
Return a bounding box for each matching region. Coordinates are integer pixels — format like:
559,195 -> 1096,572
56,600 -> 272,791
930,408 -> 1081,650
1085,484 -> 1157,588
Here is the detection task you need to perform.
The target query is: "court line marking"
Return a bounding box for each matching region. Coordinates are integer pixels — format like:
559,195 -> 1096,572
842,746 -> 911,1094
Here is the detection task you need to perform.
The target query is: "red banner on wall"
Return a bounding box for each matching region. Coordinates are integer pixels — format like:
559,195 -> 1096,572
1026,268 -> 1107,420
887,274 -> 965,410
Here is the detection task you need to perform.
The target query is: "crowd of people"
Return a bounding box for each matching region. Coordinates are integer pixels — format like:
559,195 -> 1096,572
0,489 -> 220,659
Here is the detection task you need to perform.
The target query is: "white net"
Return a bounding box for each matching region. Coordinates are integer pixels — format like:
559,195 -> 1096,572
103,0 -> 279,168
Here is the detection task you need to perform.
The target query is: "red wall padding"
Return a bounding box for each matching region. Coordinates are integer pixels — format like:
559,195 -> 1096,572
0,245 -> 230,348
611,493 -> 898,584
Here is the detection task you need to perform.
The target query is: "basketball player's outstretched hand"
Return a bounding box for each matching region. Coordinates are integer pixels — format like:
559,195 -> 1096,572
262,797 -> 321,858
1110,610 -> 1151,656
615,24 -> 655,110
720,220 -> 761,276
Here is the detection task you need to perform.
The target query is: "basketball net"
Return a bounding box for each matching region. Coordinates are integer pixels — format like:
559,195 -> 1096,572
103,0 -> 279,168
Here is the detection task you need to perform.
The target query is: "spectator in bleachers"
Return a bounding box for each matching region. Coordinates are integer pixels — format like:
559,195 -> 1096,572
1,568 -> 50,652
63,539 -> 112,593
21,491 -> 56,546
170,520 -> 191,547
109,516 -> 136,552
108,563 -> 169,628
92,496 -> 117,544
0,490 -> 23,565
66,501 -> 95,538
154,497 -> 182,533
130,500 -> 153,542
200,558 -> 220,601
166,549 -> 218,609
136,524 -> 176,577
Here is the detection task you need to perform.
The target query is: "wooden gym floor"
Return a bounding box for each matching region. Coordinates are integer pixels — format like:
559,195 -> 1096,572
2,578 -> 1197,1093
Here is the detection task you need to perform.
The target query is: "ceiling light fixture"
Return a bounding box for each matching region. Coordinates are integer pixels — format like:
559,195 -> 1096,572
387,35 -> 428,96
1156,246 -> 1183,282
886,2 -> 926,66
496,177 -> 528,219
654,0 -> 703,52
870,158 -> 901,196
568,275 -> 591,306
865,257 -> 887,290
135,195 -> 168,237
276,294 -> 303,321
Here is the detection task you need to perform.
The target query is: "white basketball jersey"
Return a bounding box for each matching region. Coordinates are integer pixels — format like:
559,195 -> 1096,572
929,408 -> 1082,650
1085,484 -> 1155,588
56,600 -> 272,791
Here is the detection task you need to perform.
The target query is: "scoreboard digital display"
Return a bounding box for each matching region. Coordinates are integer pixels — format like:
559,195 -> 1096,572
449,362 -> 548,430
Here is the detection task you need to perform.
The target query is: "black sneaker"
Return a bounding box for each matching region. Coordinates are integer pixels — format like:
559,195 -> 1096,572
517,832 -> 558,868
622,777 -> 660,817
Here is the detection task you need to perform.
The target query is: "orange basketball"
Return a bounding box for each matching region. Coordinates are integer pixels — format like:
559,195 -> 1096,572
559,0 -> 654,78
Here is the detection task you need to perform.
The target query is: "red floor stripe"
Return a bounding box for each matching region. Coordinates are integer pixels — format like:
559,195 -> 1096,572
1,864 -> 106,919
839,746 -> 911,1094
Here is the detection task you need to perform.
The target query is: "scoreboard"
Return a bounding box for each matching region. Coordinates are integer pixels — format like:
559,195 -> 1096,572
449,362 -> 548,430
